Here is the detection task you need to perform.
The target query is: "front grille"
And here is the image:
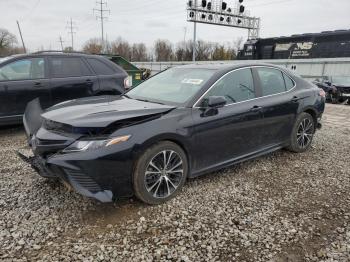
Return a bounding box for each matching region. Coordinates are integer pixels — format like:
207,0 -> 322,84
43,119 -> 73,134
36,138 -> 67,146
43,119 -> 104,136
65,169 -> 101,193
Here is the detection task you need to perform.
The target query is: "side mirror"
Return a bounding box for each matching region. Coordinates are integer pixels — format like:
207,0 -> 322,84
207,96 -> 227,108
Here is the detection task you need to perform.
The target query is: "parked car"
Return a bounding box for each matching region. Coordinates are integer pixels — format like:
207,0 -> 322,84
0,51 -> 128,126
18,63 -> 325,204
313,76 -> 350,104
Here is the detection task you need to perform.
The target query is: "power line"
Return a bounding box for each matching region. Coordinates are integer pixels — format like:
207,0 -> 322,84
94,0 -> 110,51
66,18 -> 77,50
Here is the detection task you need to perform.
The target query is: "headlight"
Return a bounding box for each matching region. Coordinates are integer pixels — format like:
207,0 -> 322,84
62,135 -> 131,153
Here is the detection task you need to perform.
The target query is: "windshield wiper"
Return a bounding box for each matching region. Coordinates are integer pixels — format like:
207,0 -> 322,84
134,98 -> 166,105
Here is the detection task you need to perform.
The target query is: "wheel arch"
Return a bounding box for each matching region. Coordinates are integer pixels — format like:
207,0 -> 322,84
303,107 -> 318,128
132,133 -> 192,173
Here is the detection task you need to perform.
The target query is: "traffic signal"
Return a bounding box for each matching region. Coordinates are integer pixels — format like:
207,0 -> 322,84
239,5 -> 245,13
222,2 -> 227,10
202,0 -> 207,8
207,2 -> 212,10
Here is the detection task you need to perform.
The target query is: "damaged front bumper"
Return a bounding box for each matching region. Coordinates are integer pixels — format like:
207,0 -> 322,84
17,147 -> 114,203
17,147 -> 114,202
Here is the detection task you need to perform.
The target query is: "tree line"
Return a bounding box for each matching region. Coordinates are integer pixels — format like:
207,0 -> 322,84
82,37 -> 244,62
0,28 -> 24,56
0,27 -> 244,62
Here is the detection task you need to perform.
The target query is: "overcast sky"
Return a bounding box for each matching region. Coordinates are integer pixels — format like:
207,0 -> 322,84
1,0 -> 349,51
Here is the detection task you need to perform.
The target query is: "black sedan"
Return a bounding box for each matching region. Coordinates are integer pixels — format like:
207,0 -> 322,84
19,63 -> 326,204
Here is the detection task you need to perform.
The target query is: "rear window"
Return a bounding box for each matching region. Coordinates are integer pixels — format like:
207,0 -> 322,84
283,74 -> 295,90
50,57 -> 92,78
87,58 -> 116,75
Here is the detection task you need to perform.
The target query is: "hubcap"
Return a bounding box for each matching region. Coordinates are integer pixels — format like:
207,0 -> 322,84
297,118 -> 314,149
144,150 -> 184,199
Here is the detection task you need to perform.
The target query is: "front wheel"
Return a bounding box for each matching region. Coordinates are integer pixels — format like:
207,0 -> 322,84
287,112 -> 315,153
133,141 -> 188,205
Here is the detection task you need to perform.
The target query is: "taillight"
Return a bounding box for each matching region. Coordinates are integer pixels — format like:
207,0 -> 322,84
318,89 -> 326,98
124,76 -> 132,90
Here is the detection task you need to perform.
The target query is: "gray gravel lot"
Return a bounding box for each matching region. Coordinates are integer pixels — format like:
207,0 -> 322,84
1,104 -> 349,262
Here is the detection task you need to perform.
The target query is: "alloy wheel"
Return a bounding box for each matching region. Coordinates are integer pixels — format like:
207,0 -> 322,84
144,150 -> 184,199
296,118 -> 314,149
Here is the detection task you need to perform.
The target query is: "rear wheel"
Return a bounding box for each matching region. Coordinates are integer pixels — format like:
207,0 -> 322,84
133,141 -> 188,205
287,112 -> 315,153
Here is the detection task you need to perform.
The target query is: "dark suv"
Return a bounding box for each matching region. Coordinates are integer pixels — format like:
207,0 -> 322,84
0,52 -> 128,125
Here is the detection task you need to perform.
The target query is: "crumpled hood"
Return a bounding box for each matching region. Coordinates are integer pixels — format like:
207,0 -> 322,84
42,96 -> 175,127
333,84 -> 350,89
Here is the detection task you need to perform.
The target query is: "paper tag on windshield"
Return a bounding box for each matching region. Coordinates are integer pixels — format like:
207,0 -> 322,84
182,79 -> 204,85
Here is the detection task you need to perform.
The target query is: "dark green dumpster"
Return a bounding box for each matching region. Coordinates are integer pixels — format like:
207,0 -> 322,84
107,55 -> 143,87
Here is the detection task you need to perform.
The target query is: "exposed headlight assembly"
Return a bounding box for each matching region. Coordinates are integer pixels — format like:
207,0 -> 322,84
62,135 -> 131,153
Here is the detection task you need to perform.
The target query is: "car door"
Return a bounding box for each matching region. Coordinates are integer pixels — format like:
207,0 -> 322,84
253,67 -> 299,146
0,57 -> 51,119
49,56 -> 99,106
191,68 -> 265,173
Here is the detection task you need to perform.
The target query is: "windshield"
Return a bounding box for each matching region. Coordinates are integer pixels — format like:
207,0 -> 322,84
126,68 -> 216,105
332,76 -> 350,86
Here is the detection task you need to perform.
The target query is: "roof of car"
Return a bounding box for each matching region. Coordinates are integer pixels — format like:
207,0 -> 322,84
1,52 -> 101,60
176,62 -> 281,71
0,52 -> 109,65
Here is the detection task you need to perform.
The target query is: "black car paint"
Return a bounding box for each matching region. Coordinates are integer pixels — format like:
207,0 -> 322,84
22,63 -> 325,202
0,53 -> 128,126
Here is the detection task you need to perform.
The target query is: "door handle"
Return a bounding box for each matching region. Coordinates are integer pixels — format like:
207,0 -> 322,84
86,79 -> 93,85
250,105 -> 262,112
291,96 -> 299,102
34,81 -> 43,88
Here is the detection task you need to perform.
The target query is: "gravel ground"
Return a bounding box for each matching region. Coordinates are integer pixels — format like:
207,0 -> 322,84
1,104 -> 349,262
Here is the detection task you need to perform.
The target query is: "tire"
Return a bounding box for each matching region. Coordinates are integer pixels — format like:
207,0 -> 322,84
287,112 -> 315,153
133,141 -> 188,205
330,91 -> 340,104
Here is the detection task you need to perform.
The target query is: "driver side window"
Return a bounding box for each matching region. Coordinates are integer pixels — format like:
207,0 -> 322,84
0,58 -> 45,81
202,68 -> 255,106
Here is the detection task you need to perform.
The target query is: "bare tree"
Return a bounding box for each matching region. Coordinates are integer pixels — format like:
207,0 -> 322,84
196,40 -> 213,61
111,37 -> 132,60
82,38 -> 103,54
233,37 -> 244,54
212,44 -> 235,60
131,43 -> 148,61
154,39 -> 173,61
0,28 -> 18,56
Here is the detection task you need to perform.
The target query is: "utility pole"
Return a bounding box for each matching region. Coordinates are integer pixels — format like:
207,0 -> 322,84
16,20 -> 27,53
192,0 -> 197,62
58,36 -> 65,51
94,0 -> 110,52
66,18 -> 77,50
